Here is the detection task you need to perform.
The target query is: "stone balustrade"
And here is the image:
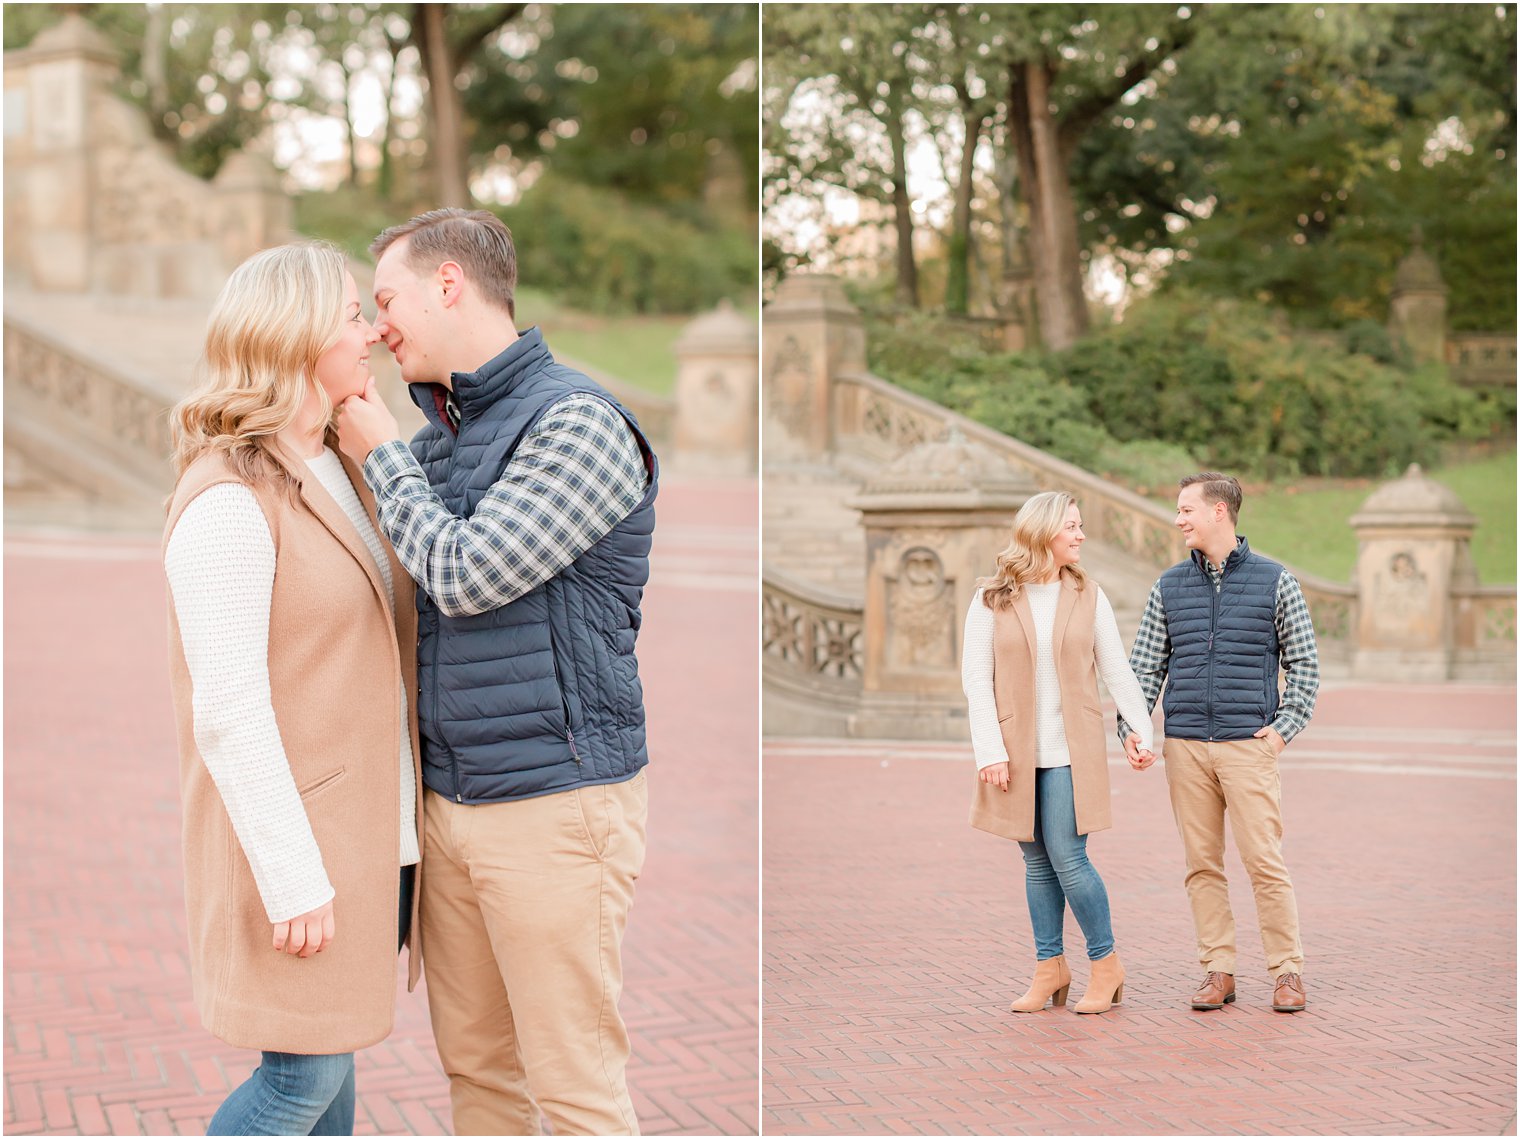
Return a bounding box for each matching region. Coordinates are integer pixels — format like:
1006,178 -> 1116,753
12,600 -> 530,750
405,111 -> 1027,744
833,371 -> 1185,576
761,567 -> 865,693
1446,334 -> 1518,388
4,309 -> 175,501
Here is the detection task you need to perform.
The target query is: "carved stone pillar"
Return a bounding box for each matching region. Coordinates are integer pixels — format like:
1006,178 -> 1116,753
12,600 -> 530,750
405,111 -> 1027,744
7,14 -> 122,292
1350,463 -> 1477,681
1387,228 -> 1448,366
846,429 -> 1036,738
761,274 -> 865,462
672,300 -> 758,475
213,150 -> 295,272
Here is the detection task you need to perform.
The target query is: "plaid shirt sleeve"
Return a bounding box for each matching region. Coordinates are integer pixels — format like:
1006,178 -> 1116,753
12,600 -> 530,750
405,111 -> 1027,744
362,393 -> 649,617
1271,571 -> 1320,743
1117,580 -> 1170,744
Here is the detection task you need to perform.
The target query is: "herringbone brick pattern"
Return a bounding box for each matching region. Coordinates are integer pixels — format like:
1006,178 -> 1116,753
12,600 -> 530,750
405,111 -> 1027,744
764,684 -> 1516,1135
4,478 -> 758,1136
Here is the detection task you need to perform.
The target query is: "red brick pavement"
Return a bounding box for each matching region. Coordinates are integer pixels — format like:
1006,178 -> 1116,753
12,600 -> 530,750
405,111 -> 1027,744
763,684 -> 1516,1135
3,475 -> 758,1136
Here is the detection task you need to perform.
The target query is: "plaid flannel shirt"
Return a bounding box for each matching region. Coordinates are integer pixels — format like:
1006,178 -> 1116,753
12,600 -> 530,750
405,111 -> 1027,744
1117,557 -> 1321,745
362,393 -> 648,617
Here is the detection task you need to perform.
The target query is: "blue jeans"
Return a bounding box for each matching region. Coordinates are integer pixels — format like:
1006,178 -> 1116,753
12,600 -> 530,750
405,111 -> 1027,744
208,869 -> 415,1135
206,1050 -> 355,1135
1018,765 -> 1115,962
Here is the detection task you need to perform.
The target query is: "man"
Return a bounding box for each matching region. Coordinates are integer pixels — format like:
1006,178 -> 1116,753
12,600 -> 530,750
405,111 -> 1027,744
1118,473 -> 1319,1013
334,208 -> 656,1134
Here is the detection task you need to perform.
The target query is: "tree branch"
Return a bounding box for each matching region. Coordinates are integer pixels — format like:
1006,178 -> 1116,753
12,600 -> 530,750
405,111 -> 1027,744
1059,16 -> 1199,145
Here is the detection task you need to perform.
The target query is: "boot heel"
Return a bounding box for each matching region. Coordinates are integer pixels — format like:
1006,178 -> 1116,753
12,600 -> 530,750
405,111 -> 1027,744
1113,983 -> 1124,1004
1052,984 -> 1070,1007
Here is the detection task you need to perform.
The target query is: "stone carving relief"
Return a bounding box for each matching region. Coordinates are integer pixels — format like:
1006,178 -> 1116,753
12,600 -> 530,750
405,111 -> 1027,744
1375,549 -> 1429,621
765,335 -> 813,441
884,544 -> 954,670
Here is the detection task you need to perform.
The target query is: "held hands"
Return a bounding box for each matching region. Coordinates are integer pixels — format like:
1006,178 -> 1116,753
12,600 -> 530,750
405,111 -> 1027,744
272,899 -> 335,958
334,377 -> 401,465
978,761 -> 1010,792
1123,732 -> 1157,772
1253,725 -> 1287,756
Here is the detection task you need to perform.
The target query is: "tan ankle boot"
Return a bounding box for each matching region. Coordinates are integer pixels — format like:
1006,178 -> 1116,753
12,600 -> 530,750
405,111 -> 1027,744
1009,955 -> 1072,1013
1073,951 -> 1126,1014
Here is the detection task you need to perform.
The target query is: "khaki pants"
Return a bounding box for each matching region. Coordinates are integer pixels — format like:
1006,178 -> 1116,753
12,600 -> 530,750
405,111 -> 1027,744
420,771 -> 648,1136
1163,738 -> 1303,978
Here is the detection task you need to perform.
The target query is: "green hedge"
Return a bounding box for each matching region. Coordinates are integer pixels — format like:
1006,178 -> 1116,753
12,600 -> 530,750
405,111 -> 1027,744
497,176 -> 753,315
865,295 -> 1507,483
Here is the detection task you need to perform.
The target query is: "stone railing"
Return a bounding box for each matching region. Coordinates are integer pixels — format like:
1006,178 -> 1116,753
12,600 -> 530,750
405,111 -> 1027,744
3,309 -> 175,499
1296,576 -> 1358,664
1452,585 -> 1518,676
1446,334 -> 1517,388
833,370 -> 1185,574
762,566 -> 865,698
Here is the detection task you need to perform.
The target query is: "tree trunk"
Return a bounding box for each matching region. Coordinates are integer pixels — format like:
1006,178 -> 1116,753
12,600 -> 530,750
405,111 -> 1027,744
1007,58 -> 1088,350
884,95 -> 918,309
418,4 -> 469,207
141,4 -> 171,142
340,63 -> 359,187
378,32 -> 407,203
945,107 -> 983,315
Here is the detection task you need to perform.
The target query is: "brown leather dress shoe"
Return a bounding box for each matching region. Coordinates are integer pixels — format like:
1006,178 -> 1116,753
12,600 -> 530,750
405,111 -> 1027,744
1272,972 -> 1307,1012
1190,971 -> 1236,1009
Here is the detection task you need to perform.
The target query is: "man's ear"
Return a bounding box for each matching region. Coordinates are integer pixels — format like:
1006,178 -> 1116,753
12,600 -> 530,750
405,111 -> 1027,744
436,261 -> 466,308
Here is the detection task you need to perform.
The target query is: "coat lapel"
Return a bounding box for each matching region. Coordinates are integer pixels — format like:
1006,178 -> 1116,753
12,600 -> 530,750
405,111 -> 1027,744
336,447 -> 417,630
1051,573 -> 1078,659
1012,589 -> 1038,671
270,438 -> 391,616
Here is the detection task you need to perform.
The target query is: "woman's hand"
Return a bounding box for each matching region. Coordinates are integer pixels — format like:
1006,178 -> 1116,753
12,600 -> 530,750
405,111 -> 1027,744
273,899 -> 335,957
978,762 -> 1010,791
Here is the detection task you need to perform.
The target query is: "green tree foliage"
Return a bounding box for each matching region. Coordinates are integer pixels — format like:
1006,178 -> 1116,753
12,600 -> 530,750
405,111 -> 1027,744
765,4 -> 929,305
499,175 -> 754,313
463,4 -> 758,209
1067,4 -> 1516,328
768,3 -> 1515,335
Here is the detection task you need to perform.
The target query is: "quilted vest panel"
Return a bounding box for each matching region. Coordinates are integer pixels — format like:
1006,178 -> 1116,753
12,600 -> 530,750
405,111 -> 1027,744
1159,537 -> 1283,741
410,327 -> 657,802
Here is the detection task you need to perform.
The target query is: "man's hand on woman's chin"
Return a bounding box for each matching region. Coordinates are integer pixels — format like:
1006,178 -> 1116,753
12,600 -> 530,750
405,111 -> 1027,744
335,377 -> 402,464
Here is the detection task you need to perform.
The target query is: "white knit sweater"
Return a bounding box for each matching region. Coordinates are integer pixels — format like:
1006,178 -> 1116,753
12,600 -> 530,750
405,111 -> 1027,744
164,448 -> 419,924
961,583 -> 1155,771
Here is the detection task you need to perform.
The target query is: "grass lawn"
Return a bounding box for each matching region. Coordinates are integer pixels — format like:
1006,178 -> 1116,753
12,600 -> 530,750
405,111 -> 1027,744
1155,451 -> 1516,584
515,286 -> 687,397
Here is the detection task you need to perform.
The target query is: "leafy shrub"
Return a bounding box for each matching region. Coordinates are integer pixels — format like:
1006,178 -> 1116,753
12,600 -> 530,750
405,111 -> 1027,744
861,291 -> 1506,482
499,176 -> 752,314
1047,293 -> 1503,478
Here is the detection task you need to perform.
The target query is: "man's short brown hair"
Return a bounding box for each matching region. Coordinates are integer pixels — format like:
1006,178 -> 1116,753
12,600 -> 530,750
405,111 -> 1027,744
1179,471 -> 1243,524
371,208 -> 517,319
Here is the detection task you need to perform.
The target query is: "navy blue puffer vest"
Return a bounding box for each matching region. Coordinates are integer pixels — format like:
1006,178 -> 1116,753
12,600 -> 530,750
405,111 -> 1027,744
1159,537 -> 1283,741
408,327 -> 657,803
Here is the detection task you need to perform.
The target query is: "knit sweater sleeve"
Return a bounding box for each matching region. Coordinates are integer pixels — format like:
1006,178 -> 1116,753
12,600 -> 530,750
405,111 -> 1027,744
1094,587 -> 1155,753
961,590 -> 1010,770
165,483 -> 335,923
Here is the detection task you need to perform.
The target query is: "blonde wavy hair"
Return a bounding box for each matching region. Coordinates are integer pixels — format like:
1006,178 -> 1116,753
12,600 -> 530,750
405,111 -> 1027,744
979,490 -> 1088,610
170,242 -> 349,490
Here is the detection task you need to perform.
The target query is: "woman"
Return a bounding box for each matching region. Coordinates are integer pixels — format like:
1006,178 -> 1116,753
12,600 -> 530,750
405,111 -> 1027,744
163,242 -> 422,1134
961,490 -> 1155,1016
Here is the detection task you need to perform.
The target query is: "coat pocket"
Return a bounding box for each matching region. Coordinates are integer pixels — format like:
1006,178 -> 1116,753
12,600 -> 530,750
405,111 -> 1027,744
298,767 -> 346,800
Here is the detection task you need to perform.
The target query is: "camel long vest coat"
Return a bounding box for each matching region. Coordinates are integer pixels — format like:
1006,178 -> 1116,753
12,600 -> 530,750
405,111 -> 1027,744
164,439 -> 423,1055
969,576 -> 1113,843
